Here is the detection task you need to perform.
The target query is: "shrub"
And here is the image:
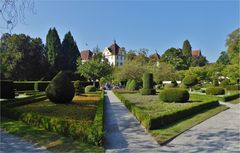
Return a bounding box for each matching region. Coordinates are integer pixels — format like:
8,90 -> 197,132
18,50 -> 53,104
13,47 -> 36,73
164,83 -> 177,88
128,80 -> 137,91
126,80 -> 132,89
34,81 -> 50,92
46,71 -> 75,104
220,93 -> 240,102
220,79 -> 230,87
171,80 -> 178,87
206,87 -> 225,95
182,76 -> 198,90
85,85 -> 96,93
74,81 -> 84,95
99,77 -> 107,87
159,88 -> 189,102
141,73 -> 155,95
0,80 -> 15,99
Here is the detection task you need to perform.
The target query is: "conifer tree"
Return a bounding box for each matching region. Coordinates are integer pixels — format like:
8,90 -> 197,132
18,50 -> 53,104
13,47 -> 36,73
182,40 -> 192,68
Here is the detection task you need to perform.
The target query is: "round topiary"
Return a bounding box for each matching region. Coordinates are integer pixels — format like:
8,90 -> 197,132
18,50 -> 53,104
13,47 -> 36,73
206,87 -> 225,95
46,71 -> 75,104
85,85 -> 96,93
220,79 -> 230,87
159,88 -> 189,103
128,80 -> 137,91
182,75 -> 198,91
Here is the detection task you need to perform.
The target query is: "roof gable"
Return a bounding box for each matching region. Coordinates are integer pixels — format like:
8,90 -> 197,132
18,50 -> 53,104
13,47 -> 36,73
80,50 -> 93,60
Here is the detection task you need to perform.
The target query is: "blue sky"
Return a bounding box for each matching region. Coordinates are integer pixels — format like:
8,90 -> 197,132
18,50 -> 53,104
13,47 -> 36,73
5,0 -> 239,62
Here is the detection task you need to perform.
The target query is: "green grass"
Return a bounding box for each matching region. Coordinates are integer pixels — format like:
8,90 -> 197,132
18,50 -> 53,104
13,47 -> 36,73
149,105 -> 228,144
229,98 -> 240,104
0,117 -> 103,153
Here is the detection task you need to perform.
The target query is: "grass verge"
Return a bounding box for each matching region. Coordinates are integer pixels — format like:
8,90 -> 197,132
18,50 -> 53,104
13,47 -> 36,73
228,98 -> 240,104
0,117 -> 103,153
149,105 -> 228,144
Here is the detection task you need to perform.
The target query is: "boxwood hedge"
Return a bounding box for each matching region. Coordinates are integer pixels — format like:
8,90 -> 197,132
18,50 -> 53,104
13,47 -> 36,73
206,87 -> 225,95
159,88 -> 189,103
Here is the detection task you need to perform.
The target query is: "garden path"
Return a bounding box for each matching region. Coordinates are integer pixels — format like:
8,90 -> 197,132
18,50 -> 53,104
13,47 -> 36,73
0,129 -> 51,153
104,90 -> 161,153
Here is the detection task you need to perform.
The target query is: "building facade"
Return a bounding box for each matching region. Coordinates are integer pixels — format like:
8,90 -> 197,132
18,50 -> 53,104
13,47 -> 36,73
80,50 -> 94,63
103,40 -> 125,66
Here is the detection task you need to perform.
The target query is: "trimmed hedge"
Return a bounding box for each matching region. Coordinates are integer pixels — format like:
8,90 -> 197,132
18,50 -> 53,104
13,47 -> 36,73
141,73 -> 155,95
0,80 -> 15,99
140,89 -> 156,95
225,85 -> 240,90
85,85 -> 97,93
159,88 -> 189,102
206,87 -> 225,95
220,93 -> 240,102
1,90 -> 105,146
113,91 -> 219,130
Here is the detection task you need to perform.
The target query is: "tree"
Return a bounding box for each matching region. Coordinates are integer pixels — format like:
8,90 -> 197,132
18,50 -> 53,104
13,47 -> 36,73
161,47 -> 188,70
0,33 -> 48,80
191,55 -> 208,67
222,64 -> 240,83
125,50 -> 136,62
225,28 -> 240,64
46,27 -> 62,70
182,75 -> 198,91
184,66 -> 207,82
151,62 -> 175,83
182,40 -> 192,67
77,57 -> 113,85
62,31 -> 80,71
92,45 -> 100,53
0,0 -> 34,33
216,51 -> 230,65
134,48 -> 149,65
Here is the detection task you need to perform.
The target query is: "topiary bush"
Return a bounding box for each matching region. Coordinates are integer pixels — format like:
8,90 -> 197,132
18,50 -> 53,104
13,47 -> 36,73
46,71 -> 75,104
141,73 -> 155,95
206,87 -> 225,95
182,75 -> 198,91
220,79 -> 230,87
159,88 -> 189,102
128,80 -> 137,91
126,79 -> 132,89
0,80 -> 15,99
85,85 -> 96,93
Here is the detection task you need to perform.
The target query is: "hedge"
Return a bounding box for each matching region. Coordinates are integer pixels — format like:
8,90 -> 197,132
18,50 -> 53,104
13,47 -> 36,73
113,91 -> 219,130
225,85 -> 240,90
159,88 -> 189,103
85,85 -> 97,93
220,93 -> 240,102
1,90 -> 105,146
206,87 -> 225,95
0,80 -> 15,99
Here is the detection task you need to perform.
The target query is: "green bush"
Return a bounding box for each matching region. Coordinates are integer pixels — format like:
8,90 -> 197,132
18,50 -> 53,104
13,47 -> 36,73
164,83 -> 177,88
220,79 -> 230,87
182,75 -> 198,89
225,85 -> 240,90
128,80 -> 137,91
85,85 -> 96,93
46,71 -> 75,104
213,79 -> 219,86
171,80 -> 178,87
99,77 -> 107,87
126,80 -> 132,89
159,88 -> 189,102
0,80 -> 15,99
141,73 -> 155,95
220,93 -> 240,102
206,87 -> 225,95
74,81 -> 84,95
34,81 -> 50,92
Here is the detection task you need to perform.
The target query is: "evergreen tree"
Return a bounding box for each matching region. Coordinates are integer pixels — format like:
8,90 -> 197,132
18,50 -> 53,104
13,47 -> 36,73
46,27 -> 62,70
216,51 -> 230,65
182,40 -> 192,67
62,31 -> 80,71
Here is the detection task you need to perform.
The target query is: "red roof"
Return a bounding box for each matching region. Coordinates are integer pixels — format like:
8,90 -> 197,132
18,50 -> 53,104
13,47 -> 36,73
108,41 -> 120,55
192,50 -> 202,56
80,50 -> 93,60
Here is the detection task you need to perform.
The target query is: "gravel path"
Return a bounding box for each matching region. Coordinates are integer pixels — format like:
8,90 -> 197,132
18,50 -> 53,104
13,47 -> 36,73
104,90 -> 161,153
0,129 -> 51,153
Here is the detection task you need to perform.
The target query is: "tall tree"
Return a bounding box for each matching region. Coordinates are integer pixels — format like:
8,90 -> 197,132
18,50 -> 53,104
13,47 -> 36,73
182,40 -> 192,67
216,51 -> 230,65
62,31 -> 80,71
191,55 -> 208,67
226,28 -> 240,64
46,27 -> 62,70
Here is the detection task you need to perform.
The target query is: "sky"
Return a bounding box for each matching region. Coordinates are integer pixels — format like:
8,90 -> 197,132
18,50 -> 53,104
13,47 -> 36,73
1,0 -> 239,62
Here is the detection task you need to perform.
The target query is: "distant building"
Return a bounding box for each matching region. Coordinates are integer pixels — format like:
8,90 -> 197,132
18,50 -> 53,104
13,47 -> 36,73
103,40 -> 125,66
80,50 -> 94,62
192,50 -> 202,57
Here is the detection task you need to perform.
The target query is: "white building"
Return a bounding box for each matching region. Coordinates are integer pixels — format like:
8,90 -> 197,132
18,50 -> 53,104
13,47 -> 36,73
103,40 -> 125,66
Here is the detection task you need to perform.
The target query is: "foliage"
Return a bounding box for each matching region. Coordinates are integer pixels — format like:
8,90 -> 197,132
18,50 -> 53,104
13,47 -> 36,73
182,40 -> 192,67
206,87 -> 225,95
141,73 -> 155,95
78,57 -> 113,83
126,79 -> 132,89
85,85 -> 97,93
216,51 -> 230,65
159,88 -> 189,102
74,80 -> 84,95
125,50 -> 137,62
184,67 -> 207,82
151,62 -> 175,83
222,64 -> 240,83
226,28 -> 240,64
212,79 -> 219,86
220,93 -> 240,102
161,47 -> 188,70
61,31 -> 80,71
0,80 -> 15,99
220,79 -> 230,87
191,55 -> 208,67
182,75 -> 198,89
164,83 -> 177,88
99,77 -> 107,88
0,33 -> 48,80
128,80 -> 138,91
46,71 -> 75,103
